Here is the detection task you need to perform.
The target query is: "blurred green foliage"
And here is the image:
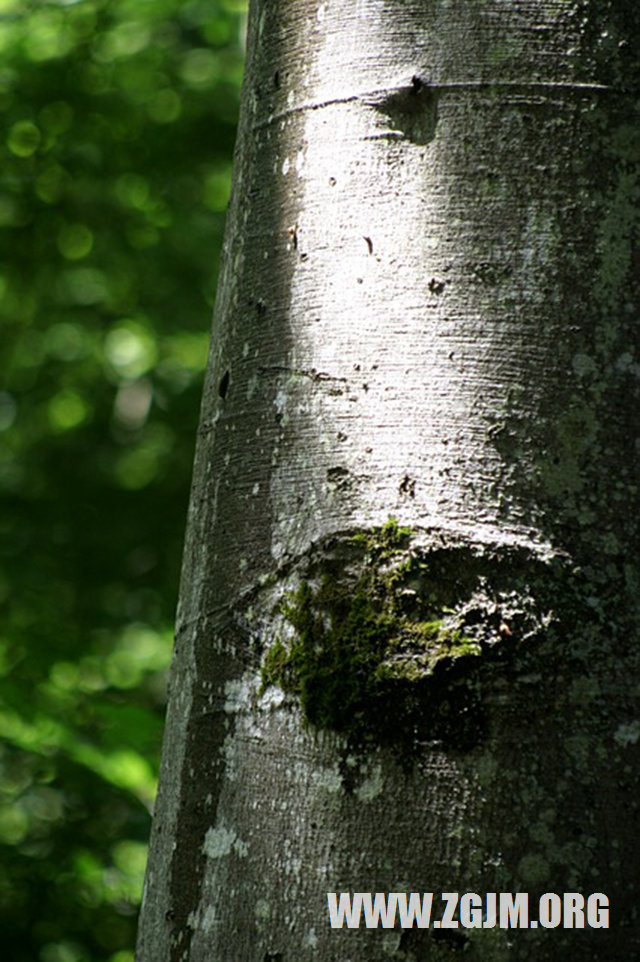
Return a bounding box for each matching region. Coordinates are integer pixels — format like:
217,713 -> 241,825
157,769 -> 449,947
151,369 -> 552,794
0,1 -> 245,958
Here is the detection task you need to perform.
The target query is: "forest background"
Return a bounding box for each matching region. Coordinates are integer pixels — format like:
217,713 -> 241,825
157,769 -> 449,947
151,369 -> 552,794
0,2 -> 246,960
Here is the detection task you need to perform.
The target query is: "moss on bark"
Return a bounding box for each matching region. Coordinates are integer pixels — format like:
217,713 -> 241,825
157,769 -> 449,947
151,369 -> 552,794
261,521 -> 486,746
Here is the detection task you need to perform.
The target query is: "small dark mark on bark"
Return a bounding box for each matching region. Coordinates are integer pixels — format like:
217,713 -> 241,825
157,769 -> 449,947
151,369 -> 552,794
364,235 -> 373,254
218,370 -> 230,400
472,261 -> 512,286
273,70 -> 280,89
248,296 -> 267,316
399,474 -> 416,498
288,225 -> 298,250
327,465 -> 351,489
257,365 -> 348,386
429,277 -> 445,294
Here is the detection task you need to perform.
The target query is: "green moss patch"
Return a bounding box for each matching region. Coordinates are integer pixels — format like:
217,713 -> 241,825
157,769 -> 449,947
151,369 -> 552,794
260,520 -> 484,745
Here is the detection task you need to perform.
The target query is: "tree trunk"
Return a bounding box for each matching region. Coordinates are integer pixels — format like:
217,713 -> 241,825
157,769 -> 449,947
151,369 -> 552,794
137,2 -> 640,960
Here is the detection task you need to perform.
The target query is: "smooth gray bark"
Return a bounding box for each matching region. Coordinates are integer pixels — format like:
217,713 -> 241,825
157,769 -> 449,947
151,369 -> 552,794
137,2 -> 640,960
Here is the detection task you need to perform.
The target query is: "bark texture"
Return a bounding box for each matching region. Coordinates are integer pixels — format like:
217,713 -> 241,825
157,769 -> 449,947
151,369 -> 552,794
137,2 -> 640,960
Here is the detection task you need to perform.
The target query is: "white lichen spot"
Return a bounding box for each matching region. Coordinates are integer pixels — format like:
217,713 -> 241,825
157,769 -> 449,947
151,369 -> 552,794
355,764 -> 384,802
201,905 -> 217,933
281,156 -> 290,176
255,898 -> 271,920
235,837 -> 248,857
296,148 -> 305,176
614,720 -> 640,746
522,203 -> 556,275
381,931 -> 402,955
252,482 -> 260,495
243,341 -> 250,358
304,927 -> 318,948
317,3 -> 326,22
313,767 -> 343,794
274,387 -> 289,423
247,374 -> 258,401
203,822 -> 248,860
203,824 -> 235,859
222,731 -> 238,778
260,685 -> 285,709
223,678 -> 250,714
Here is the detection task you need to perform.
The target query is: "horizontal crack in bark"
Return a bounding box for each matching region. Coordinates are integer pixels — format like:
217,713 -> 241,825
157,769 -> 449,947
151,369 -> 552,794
252,79 -> 617,131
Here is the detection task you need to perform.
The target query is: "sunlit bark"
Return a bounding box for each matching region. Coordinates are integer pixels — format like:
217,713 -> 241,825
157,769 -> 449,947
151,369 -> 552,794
137,2 -> 640,959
